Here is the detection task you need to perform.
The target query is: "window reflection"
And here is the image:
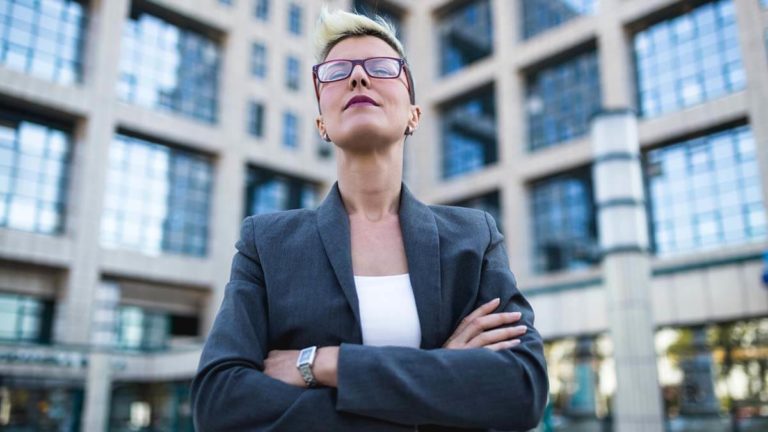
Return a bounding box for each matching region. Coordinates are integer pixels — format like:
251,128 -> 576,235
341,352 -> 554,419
288,3 -> 302,35
110,381 -> 193,432
251,42 -> 267,78
245,167 -> 317,216
656,319 -> 768,431
0,292 -> 53,344
254,0 -> 269,21
543,335 -> 615,431
282,112 -> 299,148
118,8 -> 220,123
633,0 -> 744,118
248,101 -> 265,138
286,56 -> 300,91
0,378 -> 83,430
101,134 -> 213,257
0,113 -> 70,235
530,167 -> 599,273
0,0 -> 86,84
645,125 -> 766,256
353,0 -> 404,42
438,0 -> 493,75
449,190 -> 503,233
115,306 -> 168,352
440,86 -> 497,179
526,50 -> 601,151
522,0 -> 597,39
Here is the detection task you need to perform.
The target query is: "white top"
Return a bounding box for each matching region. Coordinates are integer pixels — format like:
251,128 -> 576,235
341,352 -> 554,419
353,273 -> 422,348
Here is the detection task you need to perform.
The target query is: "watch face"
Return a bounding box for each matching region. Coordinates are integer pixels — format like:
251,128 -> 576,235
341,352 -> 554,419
299,350 -> 312,364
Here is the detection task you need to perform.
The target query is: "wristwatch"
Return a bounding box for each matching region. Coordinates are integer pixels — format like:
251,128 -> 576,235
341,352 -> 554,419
296,345 -> 318,387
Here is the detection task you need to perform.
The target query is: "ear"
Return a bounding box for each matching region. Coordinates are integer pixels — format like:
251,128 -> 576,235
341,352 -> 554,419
315,115 -> 326,139
407,105 -> 422,132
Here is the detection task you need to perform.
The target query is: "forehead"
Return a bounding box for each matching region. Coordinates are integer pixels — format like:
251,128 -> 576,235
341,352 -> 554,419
325,36 -> 400,61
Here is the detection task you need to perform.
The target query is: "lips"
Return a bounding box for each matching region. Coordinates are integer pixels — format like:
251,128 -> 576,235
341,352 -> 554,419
344,95 -> 379,110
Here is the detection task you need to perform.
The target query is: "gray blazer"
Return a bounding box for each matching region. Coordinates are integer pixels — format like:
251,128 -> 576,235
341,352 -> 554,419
191,182 -> 548,431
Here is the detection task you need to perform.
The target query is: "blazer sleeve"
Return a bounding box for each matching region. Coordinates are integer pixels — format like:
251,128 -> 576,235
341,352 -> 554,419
191,217 -> 413,432
335,211 -> 549,431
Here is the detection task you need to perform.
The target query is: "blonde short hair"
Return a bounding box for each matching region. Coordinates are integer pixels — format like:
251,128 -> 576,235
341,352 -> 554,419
313,7 -> 405,63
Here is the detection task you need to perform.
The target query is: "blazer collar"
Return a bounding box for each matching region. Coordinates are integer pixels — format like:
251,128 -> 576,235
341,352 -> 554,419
316,181 -> 443,348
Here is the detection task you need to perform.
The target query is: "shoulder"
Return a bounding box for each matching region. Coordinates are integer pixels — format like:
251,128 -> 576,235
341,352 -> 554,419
427,204 -> 493,238
245,208 -> 316,242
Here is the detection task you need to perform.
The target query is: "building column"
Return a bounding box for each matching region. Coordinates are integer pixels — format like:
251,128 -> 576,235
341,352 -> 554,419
82,352 -> 114,432
733,0 -> 768,226
596,0 -> 635,110
591,110 -> 664,432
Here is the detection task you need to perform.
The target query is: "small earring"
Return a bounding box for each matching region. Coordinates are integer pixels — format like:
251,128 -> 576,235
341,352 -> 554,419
323,132 -> 331,142
404,126 -> 413,136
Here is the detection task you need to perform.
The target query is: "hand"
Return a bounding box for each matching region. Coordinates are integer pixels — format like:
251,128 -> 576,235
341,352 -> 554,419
443,298 -> 526,351
264,350 -> 306,387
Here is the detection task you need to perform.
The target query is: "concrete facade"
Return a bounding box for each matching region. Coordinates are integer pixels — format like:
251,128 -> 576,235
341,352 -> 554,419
1,0 -> 767,430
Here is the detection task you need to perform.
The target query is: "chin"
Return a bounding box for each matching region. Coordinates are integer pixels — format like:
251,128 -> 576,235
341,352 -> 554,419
335,123 -> 400,150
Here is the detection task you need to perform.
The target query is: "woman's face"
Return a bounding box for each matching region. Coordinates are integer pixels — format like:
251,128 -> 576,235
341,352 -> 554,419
315,36 -> 420,151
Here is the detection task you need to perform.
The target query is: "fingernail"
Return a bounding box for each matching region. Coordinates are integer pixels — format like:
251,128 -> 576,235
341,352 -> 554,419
488,297 -> 500,304
508,340 -> 521,347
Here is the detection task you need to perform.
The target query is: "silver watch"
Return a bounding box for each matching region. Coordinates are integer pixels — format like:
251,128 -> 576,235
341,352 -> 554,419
296,346 -> 318,387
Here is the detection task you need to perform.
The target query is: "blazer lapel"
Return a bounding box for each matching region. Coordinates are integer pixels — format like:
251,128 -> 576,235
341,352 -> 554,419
315,182 -> 443,349
316,182 -> 363,343
398,183 -> 443,348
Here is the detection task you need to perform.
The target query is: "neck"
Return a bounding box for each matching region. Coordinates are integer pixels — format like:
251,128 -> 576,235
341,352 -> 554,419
336,142 -> 404,222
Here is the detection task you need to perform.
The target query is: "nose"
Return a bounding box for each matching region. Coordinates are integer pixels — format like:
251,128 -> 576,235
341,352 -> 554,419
347,64 -> 370,91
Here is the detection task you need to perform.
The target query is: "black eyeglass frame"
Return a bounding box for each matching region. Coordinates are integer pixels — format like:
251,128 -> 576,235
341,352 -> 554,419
312,56 -> 416,105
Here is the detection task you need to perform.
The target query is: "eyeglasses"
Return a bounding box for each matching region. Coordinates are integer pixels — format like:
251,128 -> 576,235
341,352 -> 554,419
313,57 -> 405,83
312,56 -> 415,104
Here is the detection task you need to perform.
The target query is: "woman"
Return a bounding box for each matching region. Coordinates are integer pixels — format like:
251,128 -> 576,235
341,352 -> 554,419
192,8 -> 548,431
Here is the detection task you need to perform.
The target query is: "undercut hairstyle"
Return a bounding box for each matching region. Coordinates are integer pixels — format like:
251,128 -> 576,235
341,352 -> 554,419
313,7 -> 405,63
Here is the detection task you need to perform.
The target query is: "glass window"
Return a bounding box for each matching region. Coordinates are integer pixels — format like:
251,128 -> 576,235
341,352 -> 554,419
245,167 -> 317,215
633,0 -> 744,118
248,101 -> 265,138
254,0 -> 269,20
282,112 -> 299,148
438,0 -> 493,75
645,125 -> 765,256
0,113 -> 71,235
286,55 -> 300,90
110,381 -> 193,432
543,335 -> 615,431
101,134 -> 213,257
762,0 -> 768,7
115,306 -> 169,352
656,319 -> 768,430
530,167 -> 599,274
288,3 -> 302,35
118,9 -> 221,123
440,86 -> 497,179
354,0 -> 404,42
0,293 -> 53,343
521,0 -> 597,39
0,377 -> 83,430
526,50 -> 601,151
0,0 -> 86,84
449,190 -> 503,233
251,42 -> 267,78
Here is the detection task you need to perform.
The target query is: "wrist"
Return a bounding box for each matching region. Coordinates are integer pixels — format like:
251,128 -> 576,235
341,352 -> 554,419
314,346 -> 339,387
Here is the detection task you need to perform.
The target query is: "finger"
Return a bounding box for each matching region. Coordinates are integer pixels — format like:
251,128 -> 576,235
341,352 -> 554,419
460,312 -> 522,343
453,298 -> 500,338
484,339 -> 521,352
466,325 -> 527,349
